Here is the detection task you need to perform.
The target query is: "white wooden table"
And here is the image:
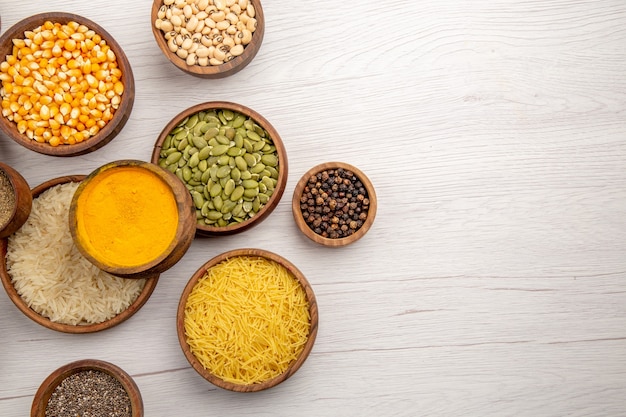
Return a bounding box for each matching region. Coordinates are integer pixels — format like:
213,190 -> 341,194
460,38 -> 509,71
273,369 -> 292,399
1,1 -> 626,416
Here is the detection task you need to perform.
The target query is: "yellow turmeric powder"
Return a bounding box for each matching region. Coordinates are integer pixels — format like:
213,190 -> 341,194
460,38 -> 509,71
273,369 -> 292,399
74,165 -> 179,268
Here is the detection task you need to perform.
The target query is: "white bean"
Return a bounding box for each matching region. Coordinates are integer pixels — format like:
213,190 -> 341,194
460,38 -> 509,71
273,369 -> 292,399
196,46 -> 211,58
167,38 -> 178,52
246,4 -> 255,18
216,20 -> 230,31
170,14 -> 183,27
197,0 -> 209,10
161,20 -> 174,32
176,47 -> 188,59
230,44 -> 244,56
181,37 -> 193,50
186,16 -> 199,31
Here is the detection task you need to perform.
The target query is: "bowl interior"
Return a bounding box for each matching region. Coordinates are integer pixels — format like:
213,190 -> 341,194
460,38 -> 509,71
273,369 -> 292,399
31,359 -> 143,417
292,162 -> 377,247
0,175 -> 158,333
177,248 -> 318,392
0,12 -> 135,156
150,0 -> 264,78
151,101 -> 287,236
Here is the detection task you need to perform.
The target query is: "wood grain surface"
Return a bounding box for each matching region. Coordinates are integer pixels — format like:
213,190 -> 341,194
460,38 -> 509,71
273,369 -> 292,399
1,1 -> 625,416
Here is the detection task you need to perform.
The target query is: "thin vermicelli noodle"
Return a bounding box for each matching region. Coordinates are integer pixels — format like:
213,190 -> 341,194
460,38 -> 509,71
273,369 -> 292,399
5,182 -> 146,325
184,256 -> 310,385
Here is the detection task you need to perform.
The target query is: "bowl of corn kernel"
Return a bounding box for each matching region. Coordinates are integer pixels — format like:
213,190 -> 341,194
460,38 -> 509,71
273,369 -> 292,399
0,12 -> 134,156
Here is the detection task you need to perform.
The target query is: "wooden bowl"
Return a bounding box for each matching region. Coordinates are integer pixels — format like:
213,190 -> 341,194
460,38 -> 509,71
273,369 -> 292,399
0,162 -> 32,239
0,175 -> 159,333
292,162 -> 377,247
0,12 -> 135,156
151,101 -> 287,237
150,0 -> 264,78
31,359 -> 143,417
177,248 -> 318,392
69,160 -> 196,278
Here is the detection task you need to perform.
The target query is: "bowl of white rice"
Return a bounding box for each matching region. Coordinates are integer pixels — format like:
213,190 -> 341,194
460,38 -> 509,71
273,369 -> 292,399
0,175 -> 159,333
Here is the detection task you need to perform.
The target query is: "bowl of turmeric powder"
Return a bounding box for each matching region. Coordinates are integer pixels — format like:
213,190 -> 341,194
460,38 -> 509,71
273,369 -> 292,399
69,160 -> 196,279
0,12 -> 134,156
177,248 -> 318,392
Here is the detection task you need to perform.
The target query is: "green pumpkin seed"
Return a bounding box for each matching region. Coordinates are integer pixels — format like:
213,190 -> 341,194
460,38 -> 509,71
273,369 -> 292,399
216,165 -> 231,178
204,127 -> 219,139
240,170 -> 252,180
188,153 -> 200,168
261,154 -> 278,167
209,182 -> 222,197
243,153 -> 257,167
191,191 -> 204,209
207,210 -> 222,220
216,135 -> 230,145
166,151 -> 182,165
217,154 -> 230,166
182,166 -> 192,182
258,192 -> 270,204
235,156 -> 247,171
227,147 -> 241,157
242,179 -> 258,189
192,136 -> 208,149
224,178 -> 235,196
250,162 -> 265,174
221,200 -> 236,214
231,167 -> 241,182
244,187 -> 259,198
230,185 -> 244,201
211,144 -> 229,156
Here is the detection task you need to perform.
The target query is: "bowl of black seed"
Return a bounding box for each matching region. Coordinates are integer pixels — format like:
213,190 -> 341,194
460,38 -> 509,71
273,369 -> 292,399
292,162 -> 377,247
31,359 -> 143,417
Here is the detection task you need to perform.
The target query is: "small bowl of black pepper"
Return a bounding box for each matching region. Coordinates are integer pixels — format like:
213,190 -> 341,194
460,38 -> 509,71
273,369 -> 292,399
292,162 -> 377,247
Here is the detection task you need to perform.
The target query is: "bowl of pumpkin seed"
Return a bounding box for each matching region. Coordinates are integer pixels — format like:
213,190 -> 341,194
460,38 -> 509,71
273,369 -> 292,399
151,101 -> 287,236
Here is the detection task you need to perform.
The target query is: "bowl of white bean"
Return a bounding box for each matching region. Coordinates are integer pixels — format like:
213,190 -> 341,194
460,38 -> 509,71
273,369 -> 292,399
151,0 -> 264,78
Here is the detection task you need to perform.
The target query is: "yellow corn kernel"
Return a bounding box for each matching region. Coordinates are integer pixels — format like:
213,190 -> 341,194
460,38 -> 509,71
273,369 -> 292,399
49,118 -> 61,130
60,102 -> 71,116
39,95 -> 53,105
85,118 -> 96,128
74,131 -> 85,143
113,81 -> 124,95
16,120 -> 27,133
49,135 -> 61,146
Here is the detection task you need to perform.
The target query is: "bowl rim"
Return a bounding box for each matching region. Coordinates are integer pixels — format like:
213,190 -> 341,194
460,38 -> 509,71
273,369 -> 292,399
0,11 -> 135,156
31,359 -> 143,417
150,0 -> 265,78
291,161 -> 377,247
0,175 -> 159,334
0,161 -> 32,238
69,159 -> 195,277
176,248 -> 319,392
151,101 -> 288,236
